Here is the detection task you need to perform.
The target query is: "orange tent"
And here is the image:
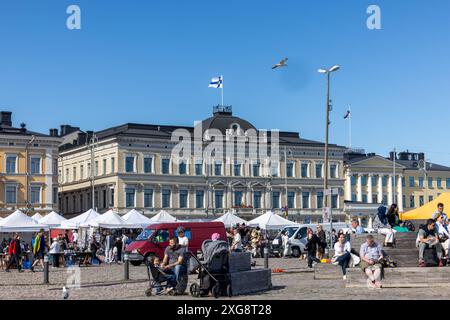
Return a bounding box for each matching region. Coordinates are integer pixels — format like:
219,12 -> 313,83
401,192 -> 450,220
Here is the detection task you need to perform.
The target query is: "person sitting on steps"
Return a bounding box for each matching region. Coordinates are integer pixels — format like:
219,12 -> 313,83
435,214 -> 450,265
417,219 -> 443,267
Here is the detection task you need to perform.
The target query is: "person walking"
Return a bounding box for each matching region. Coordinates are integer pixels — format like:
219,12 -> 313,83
305,228 -> 321,268
31,229 -> 47,272
316,225 -> 326,260
114,237 -> 123,263
49,238 -> 60,268
281,231 -> 290,258
5,234 -> 23,273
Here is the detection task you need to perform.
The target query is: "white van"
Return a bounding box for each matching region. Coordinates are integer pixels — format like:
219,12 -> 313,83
272,222 -> 349,257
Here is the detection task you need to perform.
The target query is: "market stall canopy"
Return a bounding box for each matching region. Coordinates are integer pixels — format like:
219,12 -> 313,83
213,211 -> 247,228
80,210 -> 141,229
401,192 -> 450,220
247,211 -> 299,230
149,210 -> 177,223
39,211 -> 68,228
0,210 -> 49,232
31,212 -> 44,222
60,209 -> 100,229
122,209 -> 153,228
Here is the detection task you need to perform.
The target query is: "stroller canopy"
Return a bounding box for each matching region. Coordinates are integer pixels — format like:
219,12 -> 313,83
201,239 -> 229,266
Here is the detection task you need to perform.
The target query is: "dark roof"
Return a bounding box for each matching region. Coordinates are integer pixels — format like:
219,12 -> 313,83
0,124 -> 51,137
59,108 -> 346,151
395,160 -> 450,172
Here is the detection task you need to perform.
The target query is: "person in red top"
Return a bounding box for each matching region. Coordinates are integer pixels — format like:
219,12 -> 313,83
6,233 -> 23,272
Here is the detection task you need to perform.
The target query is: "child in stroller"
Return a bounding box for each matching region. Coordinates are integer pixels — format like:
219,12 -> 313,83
145,256 -> 177,296
190,234 -> 232,298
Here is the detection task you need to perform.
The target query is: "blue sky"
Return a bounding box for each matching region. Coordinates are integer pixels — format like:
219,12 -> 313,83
1,0 -> 450,165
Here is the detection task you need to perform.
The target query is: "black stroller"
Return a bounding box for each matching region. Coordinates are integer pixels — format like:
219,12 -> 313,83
189,240 -> 232,298
144,256 -> 188,296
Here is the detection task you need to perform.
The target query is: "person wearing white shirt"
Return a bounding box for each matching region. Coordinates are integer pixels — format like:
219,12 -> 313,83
436,214 -> 450,261
281,231 -> 290,258
50,238 -> 61,268
72,230 -> 79,245
230,228 -> 242,252
177,227 -> 189,252
332,233 -> 352,279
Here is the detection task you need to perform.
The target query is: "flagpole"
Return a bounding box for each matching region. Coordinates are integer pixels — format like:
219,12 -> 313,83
221,75 -> 224,106
349,105 -> 352,148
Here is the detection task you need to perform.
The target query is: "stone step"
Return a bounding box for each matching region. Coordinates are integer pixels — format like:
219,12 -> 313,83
345,267 -> 450,286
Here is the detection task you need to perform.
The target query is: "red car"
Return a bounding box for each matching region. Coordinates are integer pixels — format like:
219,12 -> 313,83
125,221 -> 227,266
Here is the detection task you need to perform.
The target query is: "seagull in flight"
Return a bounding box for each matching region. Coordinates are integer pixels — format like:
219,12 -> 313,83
272,58 -> 288,69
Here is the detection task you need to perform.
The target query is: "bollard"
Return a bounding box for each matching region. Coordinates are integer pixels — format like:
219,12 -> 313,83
43,255 -> 49,284
264,247 -> 269,269
124,253 -> 129,281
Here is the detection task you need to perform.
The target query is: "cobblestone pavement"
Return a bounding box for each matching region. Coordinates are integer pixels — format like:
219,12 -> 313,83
0,258 -> 447,300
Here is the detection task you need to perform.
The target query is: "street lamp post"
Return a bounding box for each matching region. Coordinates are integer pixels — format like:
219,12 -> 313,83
318,65 -> 340,217
89,133 -> 99,210
25,135 -> 36,212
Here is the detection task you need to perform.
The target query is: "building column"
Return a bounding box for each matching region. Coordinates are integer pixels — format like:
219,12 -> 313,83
367,174 -> 373,204
356,175 -> 363,202
345,170 -> 352,201
377,175 -> 383,203
388,175 -> 393,206
398,175 -> 404,212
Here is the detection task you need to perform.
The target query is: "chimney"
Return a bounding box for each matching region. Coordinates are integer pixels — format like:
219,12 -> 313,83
389,151 -> 396,161
49,128 -> 59,137
0,111 -> 12,127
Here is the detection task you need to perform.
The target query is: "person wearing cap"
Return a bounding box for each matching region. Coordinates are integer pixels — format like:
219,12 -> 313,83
177,227 -> 189,251
49,237 -> 60,268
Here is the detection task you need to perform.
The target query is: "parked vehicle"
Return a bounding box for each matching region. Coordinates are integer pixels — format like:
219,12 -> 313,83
125,222 -> 227,266
272,223 -> 349,257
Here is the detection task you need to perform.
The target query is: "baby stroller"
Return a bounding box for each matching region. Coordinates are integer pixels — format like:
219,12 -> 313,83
144,258 -> 176,296
189,240 -> 232,298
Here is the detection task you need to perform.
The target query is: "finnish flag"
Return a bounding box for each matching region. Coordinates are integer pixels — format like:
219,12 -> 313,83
208,76 -> 223,88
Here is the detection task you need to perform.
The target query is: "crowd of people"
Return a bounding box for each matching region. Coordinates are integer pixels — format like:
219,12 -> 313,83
226,224 -> 268,258
0,228 -> 140,272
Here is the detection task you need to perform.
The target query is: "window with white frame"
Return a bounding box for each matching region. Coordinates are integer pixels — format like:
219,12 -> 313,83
330,163 -> 338,178
125,188 -> 135,208
110,157 -> 115,174
162,189 -> 171,208
144,189 -> 153,208
179,190 -> 188,208
315,163 -> 323,178
301,162 -> 309,178
6,155 -> 17,174
161,159 -> 170,174
144,157 -> 153,173
30,157 -> 41,174
286,162 -> 294,178
30,186 -> 41,204
102,159 -> 107,175
125,156 -> 135,173
5,185 -> 17,203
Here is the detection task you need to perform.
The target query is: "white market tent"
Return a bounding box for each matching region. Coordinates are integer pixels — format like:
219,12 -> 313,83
39,211 -> 68,229
122,209 -> 153,228
80,210 -> 141,229
213,211 -> 247,228
60,209 -> 100,229
31,212 -> 44,222
0,210 -> 49,232
247,211 -> 299,230
149,210 -> 177,223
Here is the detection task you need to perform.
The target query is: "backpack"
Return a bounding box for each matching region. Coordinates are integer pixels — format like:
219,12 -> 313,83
401,220 -> 415,232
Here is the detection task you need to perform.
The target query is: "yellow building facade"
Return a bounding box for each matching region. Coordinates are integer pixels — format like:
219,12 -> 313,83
0,112 -> 61,216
